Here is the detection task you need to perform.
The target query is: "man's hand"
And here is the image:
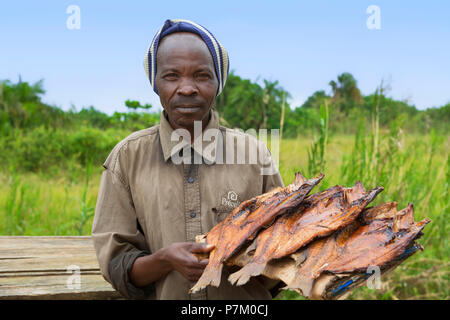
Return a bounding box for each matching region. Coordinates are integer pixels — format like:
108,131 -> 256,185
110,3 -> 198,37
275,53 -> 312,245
165,242 -> 215,282
129,241 -> 214,288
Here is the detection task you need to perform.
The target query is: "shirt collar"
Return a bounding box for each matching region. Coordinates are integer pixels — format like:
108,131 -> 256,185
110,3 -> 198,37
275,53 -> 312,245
159,107 -> 221,164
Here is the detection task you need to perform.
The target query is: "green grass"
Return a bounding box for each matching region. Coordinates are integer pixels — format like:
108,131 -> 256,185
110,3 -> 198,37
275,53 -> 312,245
0,132 -> 448,300
0,166 -> 100,236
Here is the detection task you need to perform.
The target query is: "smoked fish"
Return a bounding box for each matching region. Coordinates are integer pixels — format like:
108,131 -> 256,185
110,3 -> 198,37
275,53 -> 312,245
189,172 -> 324,293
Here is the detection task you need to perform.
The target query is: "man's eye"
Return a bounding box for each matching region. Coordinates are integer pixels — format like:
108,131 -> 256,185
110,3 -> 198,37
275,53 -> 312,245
164,73 -> 178,80
196,73 -> 211,80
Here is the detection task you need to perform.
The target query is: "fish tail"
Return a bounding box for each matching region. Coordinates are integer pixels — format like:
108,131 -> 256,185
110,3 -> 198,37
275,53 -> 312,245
189,264 -> 223,294
228,262 -> 266,286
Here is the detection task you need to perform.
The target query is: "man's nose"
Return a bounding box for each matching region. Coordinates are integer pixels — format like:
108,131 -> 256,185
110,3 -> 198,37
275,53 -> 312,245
176,78 -> 199,96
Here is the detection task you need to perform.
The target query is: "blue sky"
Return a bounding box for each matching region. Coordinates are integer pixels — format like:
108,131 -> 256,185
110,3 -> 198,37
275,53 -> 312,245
1,0 -> 449,114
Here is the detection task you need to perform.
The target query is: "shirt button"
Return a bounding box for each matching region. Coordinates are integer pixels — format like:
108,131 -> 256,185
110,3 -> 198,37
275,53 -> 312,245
187,177 -> 194,183
190,212 -> 196,218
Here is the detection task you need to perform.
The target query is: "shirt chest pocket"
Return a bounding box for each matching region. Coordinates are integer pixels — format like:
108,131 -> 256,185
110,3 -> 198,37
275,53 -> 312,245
211,207 -> 230,223
211,189 -> 252,223
204,167 -> 264,225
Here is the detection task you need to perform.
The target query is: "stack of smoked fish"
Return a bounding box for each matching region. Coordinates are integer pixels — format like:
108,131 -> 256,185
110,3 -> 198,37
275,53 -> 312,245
190,172 -> 430,299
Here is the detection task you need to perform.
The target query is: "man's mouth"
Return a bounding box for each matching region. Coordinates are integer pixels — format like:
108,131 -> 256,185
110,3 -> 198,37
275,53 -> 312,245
174,105 -> 201,114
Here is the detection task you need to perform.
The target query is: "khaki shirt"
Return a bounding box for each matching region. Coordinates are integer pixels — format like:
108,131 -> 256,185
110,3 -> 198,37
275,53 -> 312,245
92,107 -> 284,300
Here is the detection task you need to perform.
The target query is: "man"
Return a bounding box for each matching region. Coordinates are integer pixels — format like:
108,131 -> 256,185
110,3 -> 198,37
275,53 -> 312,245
92,19 -> 284,300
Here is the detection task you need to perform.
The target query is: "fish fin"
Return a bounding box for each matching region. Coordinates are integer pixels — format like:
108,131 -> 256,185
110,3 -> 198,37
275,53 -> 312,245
360,201 -> 398,223
345,181 -> 367,203
356,186 -> 383,207
228,262 -> 266,286
290,251 -> 307,267
244,241 -> 257,256
343,188 -> 352,206
312,173 -> 325,185
293,171 -> 306,185
393,203 -> 415,232
189,264 -> 223,293
353,180 -> 366,194
285,277 -> 315,298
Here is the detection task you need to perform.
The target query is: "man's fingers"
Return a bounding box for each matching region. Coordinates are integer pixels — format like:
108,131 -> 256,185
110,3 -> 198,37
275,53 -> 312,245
187,268 -> 206,282
171,243 -> 212,282
186,258 -> 208,268
190,243 -> 215,253
183,251 -> 208,268
189,259 -> 209,269
198,259 -> 209,266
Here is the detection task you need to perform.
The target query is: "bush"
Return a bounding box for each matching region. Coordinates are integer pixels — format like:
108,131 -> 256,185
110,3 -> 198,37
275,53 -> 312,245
0,126 -> 131,173
0,127 -> 66,172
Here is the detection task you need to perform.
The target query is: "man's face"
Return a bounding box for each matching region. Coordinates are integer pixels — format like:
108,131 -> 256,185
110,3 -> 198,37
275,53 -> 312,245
155,32 -> 219,131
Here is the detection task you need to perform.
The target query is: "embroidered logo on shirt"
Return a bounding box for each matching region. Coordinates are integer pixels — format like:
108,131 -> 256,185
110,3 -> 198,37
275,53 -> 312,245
220,190 -> 240,210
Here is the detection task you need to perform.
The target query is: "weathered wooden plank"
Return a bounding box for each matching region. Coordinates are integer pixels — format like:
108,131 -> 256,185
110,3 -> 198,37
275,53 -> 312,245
0,274 -> 122,300
0,236 -> 99,272
0,256 -> 101,272
0,236 -> 122,300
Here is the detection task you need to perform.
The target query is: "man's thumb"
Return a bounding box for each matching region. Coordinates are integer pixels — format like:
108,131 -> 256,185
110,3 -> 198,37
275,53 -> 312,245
191,243 -> 215,253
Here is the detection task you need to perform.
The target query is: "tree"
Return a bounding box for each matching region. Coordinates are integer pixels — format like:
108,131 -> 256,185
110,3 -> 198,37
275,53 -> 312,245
300,90 -> 330,110
0,78 -> 47,128
261,79 -> 289,129
329,72 -> 363,113
215,72 -> 289,130
125,99 -> 152,111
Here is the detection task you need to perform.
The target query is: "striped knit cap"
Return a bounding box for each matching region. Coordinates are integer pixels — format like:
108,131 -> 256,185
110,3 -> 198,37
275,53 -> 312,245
144,19 -> 229,96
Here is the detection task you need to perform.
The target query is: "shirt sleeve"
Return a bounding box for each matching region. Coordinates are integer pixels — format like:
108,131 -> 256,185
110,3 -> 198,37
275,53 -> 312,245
91,144 -> 155,299
108,247 -> 156,299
